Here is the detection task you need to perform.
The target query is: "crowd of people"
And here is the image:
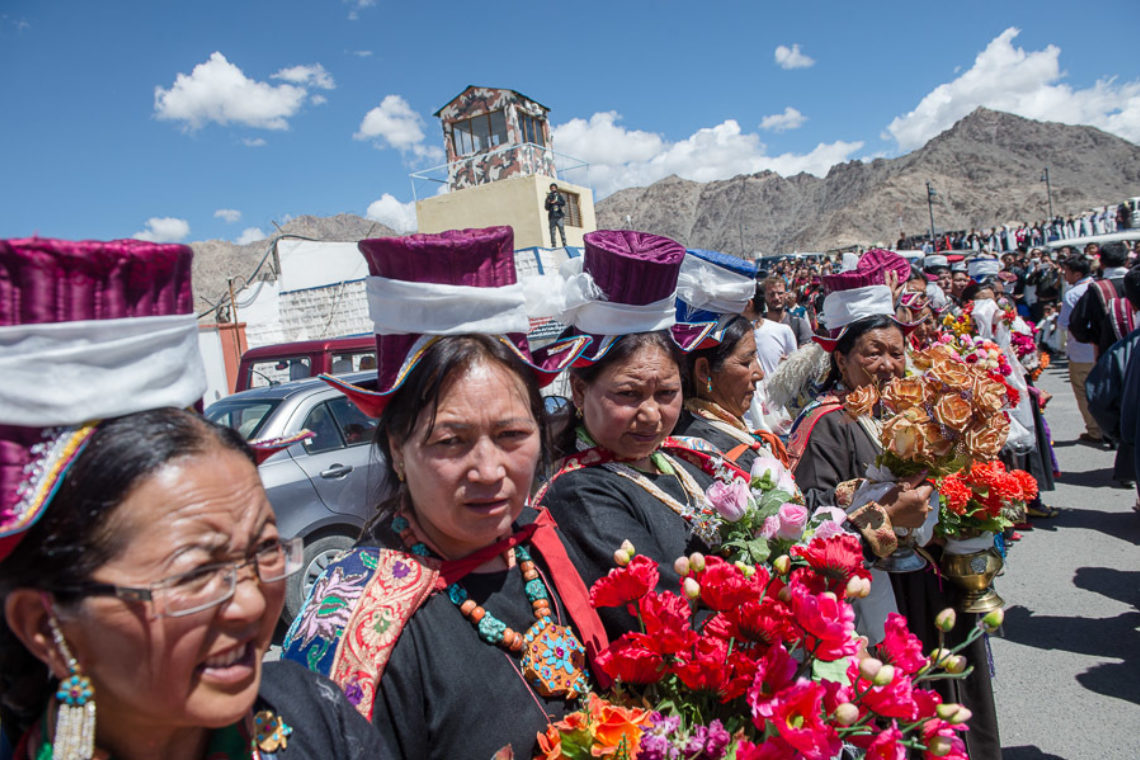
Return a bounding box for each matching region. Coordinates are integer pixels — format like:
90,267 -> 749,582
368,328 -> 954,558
894,199 -> 1135,253
2,229 -> 1138,760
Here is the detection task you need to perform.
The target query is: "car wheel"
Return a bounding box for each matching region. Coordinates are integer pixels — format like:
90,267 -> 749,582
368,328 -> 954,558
283,533 -> 356,623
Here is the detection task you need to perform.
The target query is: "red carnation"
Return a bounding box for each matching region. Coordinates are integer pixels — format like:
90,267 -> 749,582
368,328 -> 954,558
595,632 -> 665,684
638,591 -> 697,655
1011,468 -> 1038,502
696,555 -> 761,611
589,554 -> 659,609
729,596 -> 795,646
939,475 -> 972,516
791,534 -> 870,593
672,635 -> 731,694
747,643 -> 799,724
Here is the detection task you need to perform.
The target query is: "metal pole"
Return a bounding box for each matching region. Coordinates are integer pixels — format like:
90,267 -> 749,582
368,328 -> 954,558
926,181 -> 937,247
1041,167 -> 1054,220
738,176 -> 746,257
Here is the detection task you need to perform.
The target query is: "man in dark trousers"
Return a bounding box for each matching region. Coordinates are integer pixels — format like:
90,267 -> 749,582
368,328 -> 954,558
544,183 -> 567,247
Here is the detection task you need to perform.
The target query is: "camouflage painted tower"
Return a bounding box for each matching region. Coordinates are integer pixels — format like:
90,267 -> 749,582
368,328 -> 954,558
413,86 -> 596,248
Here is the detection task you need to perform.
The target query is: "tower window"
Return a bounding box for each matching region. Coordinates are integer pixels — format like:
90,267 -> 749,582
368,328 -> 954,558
452,110 -> 508,156
519,113 -> 546,147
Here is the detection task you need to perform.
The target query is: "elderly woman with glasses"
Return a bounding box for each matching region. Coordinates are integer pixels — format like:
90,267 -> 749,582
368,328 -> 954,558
0,239 -> 375,760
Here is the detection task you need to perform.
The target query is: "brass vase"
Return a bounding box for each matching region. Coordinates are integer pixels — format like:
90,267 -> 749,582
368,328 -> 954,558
941,536 -> 1005,613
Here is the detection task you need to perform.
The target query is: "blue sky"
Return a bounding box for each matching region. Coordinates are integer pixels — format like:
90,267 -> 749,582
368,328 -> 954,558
2,0 -> 1137,244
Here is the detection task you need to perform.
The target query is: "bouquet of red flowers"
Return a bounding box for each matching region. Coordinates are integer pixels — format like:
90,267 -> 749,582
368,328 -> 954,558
535,539 -> 994,760
937,460 -> 1038,539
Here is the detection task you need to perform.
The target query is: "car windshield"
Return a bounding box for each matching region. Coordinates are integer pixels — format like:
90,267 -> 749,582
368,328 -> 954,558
204,399 -> 282,440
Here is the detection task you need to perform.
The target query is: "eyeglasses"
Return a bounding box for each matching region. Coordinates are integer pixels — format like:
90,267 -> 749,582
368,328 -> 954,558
51,537 -> 303,618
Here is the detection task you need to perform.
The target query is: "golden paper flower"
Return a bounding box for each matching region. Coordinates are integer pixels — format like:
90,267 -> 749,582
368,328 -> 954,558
883,407 -> 931,460
930,358 -> 974,391
880,376 -> 932,413
964,416 -> 1008,459
844,384 -> 879,419
932,394 -> 975,430
971,376 -> 1007,415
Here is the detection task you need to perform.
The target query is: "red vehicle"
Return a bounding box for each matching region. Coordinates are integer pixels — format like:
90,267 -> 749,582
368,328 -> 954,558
235,335 -> 377,392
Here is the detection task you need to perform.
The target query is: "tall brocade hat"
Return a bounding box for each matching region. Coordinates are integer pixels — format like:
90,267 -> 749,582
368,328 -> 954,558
0,238 -> 207,563
967,254 -> 1001,280
555,230 -> 715,364
321,226 -> 590,417
674,248 -> 758,348
814,248 -> 918,351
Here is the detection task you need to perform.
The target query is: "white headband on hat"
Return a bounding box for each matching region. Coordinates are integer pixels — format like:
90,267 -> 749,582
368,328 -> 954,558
365,276 -> 531,337
968,258 -> 1000,278
821,285 -> 895,331
556,257 -> 676,335
924,255 -> 948,269
0,314 -> 206,427
839,253 -> 860,273
675,255 -> 757,315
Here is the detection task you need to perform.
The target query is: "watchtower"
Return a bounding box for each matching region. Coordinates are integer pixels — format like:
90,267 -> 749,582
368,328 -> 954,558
413,86 -> 595,249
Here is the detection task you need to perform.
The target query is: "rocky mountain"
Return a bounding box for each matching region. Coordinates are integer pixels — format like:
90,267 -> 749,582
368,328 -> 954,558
595,108 -> 1140,255
191,213 -> 395,317
189,109 -> 1140,314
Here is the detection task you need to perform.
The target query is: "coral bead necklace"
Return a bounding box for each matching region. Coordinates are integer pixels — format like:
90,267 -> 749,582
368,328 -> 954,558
390,514 -> 590,699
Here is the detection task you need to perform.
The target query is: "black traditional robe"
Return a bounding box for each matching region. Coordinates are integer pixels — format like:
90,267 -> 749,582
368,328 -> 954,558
792,407 -> 1002,760
368,508 -> 578,760
541,458 -> 715,637
673,410 -> 763,473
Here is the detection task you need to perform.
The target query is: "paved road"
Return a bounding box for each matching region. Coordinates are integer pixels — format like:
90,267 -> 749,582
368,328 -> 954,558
988,358 -> 1140,759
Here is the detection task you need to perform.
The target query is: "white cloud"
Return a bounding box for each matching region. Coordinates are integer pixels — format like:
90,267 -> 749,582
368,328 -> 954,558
760,107 -> 807,132
552,111 -> 863,198
271,63 -> 335,90
243,137 -> 267,147
774,44 -> 814,70
355,95 -> 444,162
154,52 -> 307,131
214,208 -> 242,223
886,27 -> 1140,151
350,50 -> 373,58
132,217 -> 190,243
236,227 -> 266,245
366,194 -> 418,233
310,94 -> 328,106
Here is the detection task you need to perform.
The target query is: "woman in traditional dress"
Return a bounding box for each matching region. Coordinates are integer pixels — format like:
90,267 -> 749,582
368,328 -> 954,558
280,228 -> 607,760
0,238 -> 375,760
536,231 -> 738,635
787,261 -> 1001,760
670,249 -> 787,470
896,291 -> 940,350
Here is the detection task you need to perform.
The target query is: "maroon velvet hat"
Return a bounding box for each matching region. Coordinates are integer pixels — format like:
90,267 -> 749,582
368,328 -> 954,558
321,226 -> 590,417
814,249 -> 919,352
557,230 -> 715,364
0,237 -> 205,563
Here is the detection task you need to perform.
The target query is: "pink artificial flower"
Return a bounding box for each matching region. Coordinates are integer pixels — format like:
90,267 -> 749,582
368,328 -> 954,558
812,520 -> 844,541
789,580 -> 857,661
776,503 -> 809,540
706,478 -> 750,522
867,723 -> 907,760
747,643 -> 799,724
811,506 -> 847,524
751,457 -> 797,493
845,659 -> 920,721
759,515 -> 780,539
879,613 -> 927,675
769,679 -> 842,760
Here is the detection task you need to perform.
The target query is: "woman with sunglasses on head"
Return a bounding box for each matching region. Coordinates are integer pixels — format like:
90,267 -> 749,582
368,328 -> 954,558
0,239 -> 376,760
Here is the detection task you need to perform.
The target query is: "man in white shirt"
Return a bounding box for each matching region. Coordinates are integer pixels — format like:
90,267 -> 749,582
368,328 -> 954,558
1058,254 -> 1100,442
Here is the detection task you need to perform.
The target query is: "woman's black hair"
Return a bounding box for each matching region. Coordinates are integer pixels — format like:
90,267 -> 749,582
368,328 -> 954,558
367,335 -> 550,530
682,315 -> 753,398
907,263 -> 927,285
0,408 -> 254,736
821,315 -> 903,390
552,331 -> 686,459
960,276 -> 999,303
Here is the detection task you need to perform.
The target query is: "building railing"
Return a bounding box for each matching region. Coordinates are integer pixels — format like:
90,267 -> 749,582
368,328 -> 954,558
408,142 -> 591,200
